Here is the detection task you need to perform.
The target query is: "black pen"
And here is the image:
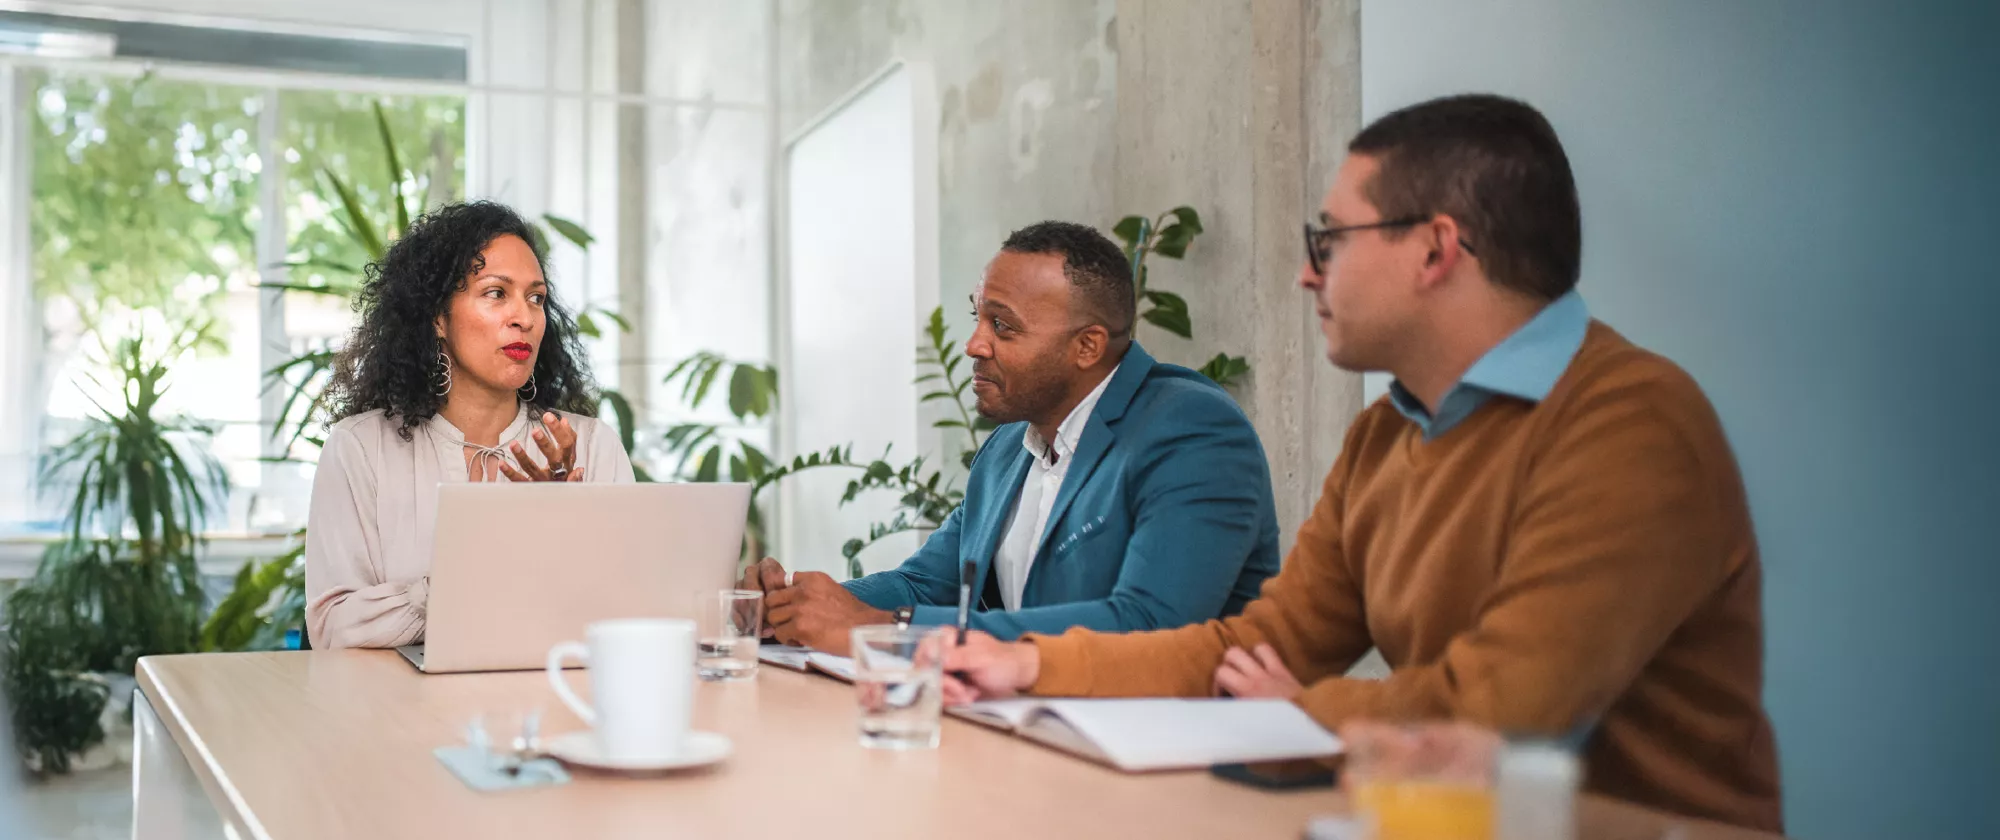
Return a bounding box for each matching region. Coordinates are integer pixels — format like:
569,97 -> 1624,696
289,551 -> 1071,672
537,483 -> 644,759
947,561 -> 976,687
955,560 -> 975,644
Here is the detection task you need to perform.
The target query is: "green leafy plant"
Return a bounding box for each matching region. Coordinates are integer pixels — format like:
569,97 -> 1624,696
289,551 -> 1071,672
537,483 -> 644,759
656,353 -> 780,557
1110,206 -> 1249,387
43,330 -> 228,563
595,389 -> 652,483
4,329 -> 228,771
660,353 -> 778,480
27,70 -> 258,334
197,539 -> 306,654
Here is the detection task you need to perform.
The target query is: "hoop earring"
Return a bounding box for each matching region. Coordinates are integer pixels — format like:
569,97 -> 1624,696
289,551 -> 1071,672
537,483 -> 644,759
432,351 -> 453,397
519,373 -> 537,403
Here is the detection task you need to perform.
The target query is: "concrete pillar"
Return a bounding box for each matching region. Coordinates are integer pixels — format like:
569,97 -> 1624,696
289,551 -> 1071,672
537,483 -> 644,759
1114,0 -> 1365,551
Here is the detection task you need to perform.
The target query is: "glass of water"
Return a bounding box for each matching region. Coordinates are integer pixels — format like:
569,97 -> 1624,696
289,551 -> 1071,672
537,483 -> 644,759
849,624 -> 949,750
694,589 -> 763,681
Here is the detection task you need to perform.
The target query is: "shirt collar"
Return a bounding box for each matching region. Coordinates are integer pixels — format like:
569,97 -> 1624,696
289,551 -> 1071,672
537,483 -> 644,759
1388,291 -> 1590,427
1023,363 -> 1120,467
428,401 -> 534,445
1457,290 -> 1590,402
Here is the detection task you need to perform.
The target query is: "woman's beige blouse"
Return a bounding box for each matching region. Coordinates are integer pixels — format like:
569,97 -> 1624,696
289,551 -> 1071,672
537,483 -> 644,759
304,404 -> 635,649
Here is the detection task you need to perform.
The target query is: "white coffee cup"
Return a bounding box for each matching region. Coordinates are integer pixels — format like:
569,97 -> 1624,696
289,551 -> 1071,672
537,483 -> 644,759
547,617 -> 695,762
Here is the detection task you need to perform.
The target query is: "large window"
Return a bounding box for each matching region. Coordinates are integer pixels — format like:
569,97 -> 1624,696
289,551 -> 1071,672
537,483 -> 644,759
11,68 -> 464,536
0,2 -> 780,553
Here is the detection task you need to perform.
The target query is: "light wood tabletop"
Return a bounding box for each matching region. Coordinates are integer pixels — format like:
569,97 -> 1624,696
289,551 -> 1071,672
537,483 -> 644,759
136,650 -> 1785,840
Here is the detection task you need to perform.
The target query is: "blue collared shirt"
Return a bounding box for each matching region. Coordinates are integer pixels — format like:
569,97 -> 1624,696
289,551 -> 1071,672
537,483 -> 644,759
1387,291 -> 1591,440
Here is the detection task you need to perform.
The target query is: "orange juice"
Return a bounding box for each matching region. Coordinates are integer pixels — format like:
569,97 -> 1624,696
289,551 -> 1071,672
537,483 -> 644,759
1351,780 -> 1495,840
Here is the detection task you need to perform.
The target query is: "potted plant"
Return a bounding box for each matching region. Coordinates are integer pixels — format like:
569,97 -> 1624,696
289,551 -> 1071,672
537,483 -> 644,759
2,327 -> 228,773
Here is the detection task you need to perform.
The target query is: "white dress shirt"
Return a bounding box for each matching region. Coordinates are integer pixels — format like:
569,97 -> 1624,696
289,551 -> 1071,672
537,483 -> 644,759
992,365 -> 1119,611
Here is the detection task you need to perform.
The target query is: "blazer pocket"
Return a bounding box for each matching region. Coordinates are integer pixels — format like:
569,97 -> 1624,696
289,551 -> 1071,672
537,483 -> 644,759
1048,513 -> 1117,558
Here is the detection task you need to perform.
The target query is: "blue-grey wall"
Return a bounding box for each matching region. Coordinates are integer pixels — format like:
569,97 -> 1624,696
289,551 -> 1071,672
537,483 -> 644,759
1361,2 -> 2000,837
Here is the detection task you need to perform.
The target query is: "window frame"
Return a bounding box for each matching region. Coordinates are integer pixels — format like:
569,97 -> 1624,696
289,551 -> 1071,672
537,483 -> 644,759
0,31 -> 474,541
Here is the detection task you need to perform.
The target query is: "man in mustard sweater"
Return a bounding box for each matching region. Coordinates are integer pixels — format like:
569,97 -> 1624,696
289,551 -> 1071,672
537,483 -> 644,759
942,93 -> 1783,832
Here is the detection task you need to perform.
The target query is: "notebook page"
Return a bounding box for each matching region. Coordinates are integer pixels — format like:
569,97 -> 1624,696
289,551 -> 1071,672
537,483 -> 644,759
758,644 -> 814,671
1036,699 -> 1343,772
949,698 -> 1046,731
806,652 -> 858,682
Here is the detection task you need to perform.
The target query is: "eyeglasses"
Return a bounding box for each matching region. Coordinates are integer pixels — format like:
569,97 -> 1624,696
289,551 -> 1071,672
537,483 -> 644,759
1303,216 -> 1478,276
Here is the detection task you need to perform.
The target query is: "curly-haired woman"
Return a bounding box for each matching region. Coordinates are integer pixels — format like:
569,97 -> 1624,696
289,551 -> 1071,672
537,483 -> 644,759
305,201 -> 633,650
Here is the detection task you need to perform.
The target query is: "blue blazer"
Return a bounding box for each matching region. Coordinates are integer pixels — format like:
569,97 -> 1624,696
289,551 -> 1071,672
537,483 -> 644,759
844,343 -> 1281,640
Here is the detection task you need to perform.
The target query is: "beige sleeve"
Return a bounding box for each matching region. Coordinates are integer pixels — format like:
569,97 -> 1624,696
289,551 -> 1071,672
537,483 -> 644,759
304,425 -> 429,650
578,414 -> 637,483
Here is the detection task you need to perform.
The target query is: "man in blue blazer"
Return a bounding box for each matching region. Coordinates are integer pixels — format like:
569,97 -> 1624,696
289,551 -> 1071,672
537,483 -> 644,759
752,221 -> 1281,653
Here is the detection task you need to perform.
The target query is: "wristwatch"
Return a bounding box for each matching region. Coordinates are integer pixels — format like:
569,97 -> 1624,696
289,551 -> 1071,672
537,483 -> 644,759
892,605 -> 915,629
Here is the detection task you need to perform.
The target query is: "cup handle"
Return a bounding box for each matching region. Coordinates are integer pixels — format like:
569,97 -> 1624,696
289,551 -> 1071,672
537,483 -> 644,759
546,641 -> 595,726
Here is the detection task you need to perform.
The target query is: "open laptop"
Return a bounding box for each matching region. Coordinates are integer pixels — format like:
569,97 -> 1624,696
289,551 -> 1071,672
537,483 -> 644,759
399,482 -> 749,673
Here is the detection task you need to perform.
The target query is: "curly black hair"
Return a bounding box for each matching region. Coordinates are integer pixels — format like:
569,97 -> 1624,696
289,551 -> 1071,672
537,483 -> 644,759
325,200 -> 598,441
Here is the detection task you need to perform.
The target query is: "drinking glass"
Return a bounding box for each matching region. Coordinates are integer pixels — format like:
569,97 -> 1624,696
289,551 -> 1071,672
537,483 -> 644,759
694,589 -> 763,681
848,624 -> 949,749
1342,721 -> 1500,840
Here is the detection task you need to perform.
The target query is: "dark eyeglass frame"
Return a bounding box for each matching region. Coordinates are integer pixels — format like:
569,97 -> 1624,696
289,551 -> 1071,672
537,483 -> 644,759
1302,216 -> 1478,276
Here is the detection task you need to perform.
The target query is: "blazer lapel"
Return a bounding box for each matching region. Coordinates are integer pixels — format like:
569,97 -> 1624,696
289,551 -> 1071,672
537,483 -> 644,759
967,444 -> 1034,582
1011,343 -> 1158,604
1030,344 -> 1154,566
1035,415 -> 1113,555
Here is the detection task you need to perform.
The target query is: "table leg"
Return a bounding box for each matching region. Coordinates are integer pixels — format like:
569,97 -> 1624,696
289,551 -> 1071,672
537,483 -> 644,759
132,692 -> 226,840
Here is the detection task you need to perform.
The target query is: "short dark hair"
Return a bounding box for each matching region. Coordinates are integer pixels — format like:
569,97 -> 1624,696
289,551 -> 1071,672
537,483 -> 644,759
1348,94 -> 1581,300
1001,221 -> 1136,341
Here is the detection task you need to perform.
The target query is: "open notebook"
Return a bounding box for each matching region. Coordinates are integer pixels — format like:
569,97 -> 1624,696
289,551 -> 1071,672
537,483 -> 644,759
757,644 -> 857,682
948,698 -> 1343,772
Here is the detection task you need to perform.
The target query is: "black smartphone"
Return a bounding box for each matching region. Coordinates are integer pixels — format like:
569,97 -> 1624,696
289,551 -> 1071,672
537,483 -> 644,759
1209,761 -> 1337,791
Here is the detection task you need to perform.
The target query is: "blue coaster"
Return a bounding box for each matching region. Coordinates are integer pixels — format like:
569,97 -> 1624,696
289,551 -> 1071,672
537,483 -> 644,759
434,746 -> 571,792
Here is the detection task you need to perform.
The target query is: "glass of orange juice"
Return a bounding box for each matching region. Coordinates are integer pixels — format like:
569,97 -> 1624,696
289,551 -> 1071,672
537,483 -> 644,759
1341,721 -> 1501,840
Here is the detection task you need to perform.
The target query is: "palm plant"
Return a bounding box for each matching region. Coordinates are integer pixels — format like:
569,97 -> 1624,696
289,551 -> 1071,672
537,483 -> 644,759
4,328 -> 229,772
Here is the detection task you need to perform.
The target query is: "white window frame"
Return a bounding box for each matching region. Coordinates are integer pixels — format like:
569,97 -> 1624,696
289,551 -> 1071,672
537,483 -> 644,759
0,1 -> 774,575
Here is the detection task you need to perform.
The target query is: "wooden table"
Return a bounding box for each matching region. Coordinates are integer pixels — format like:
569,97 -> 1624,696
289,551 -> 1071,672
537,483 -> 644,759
134,651 -> 1784,840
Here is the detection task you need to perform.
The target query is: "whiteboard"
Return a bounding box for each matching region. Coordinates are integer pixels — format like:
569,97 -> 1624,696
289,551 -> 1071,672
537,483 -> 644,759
777,63 -> 940,577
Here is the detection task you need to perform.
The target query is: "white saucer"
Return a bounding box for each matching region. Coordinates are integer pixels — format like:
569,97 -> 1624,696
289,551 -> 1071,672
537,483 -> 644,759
544,730 -> 732,773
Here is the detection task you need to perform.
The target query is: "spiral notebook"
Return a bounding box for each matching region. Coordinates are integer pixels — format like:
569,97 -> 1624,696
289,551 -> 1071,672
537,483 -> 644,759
947,697 -> 1344,772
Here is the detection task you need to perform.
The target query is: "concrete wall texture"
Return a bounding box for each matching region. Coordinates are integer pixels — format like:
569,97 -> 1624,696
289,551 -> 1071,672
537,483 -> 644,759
775,0 -> 1118,355
1113,0 -> 1365,549
641,1 -> 773,431
774,0 -> 1367,552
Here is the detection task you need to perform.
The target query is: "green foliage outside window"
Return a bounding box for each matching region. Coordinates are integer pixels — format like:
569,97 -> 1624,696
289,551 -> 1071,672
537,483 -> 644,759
9,71 -> 469,772
28,70 -> 258,332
